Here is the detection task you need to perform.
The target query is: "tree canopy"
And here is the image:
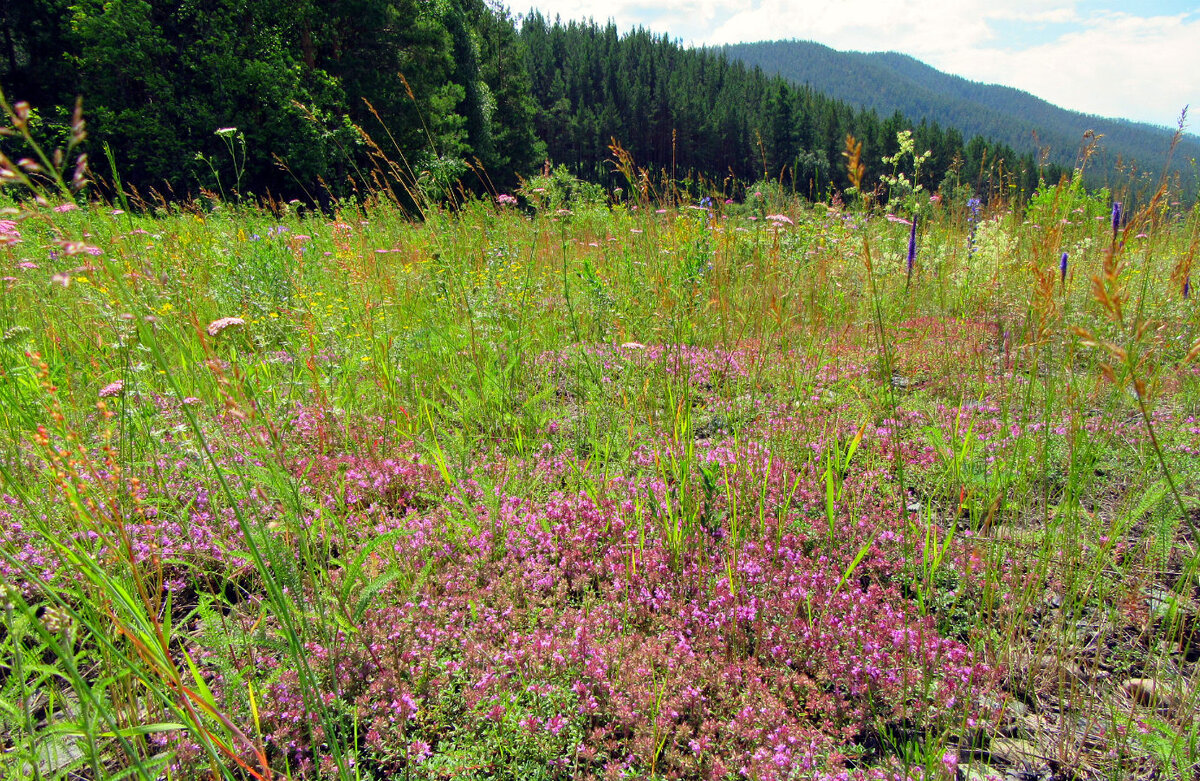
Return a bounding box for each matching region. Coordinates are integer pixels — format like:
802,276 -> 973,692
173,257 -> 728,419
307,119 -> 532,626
1,3 -> 1072,206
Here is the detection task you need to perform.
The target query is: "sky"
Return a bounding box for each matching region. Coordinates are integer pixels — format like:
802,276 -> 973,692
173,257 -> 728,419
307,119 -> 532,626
520,0 -> 1199,130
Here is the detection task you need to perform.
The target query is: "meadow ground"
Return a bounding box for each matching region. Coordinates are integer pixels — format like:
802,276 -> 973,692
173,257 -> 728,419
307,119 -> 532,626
1,172 -> 1199,781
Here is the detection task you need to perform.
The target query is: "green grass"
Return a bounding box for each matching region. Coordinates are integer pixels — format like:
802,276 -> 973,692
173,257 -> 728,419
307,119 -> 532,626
0,125 -> 1199,780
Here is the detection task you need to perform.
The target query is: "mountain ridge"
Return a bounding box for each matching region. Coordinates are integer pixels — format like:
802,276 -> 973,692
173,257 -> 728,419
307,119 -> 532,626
721,40 -> 1198,195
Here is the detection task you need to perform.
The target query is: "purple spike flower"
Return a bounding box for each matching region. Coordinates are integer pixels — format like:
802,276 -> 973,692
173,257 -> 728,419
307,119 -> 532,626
1060,251 -> 1068,283
1185,276 -> 1191,300
907,216 -> 917,276
1111,201 -> 1122,238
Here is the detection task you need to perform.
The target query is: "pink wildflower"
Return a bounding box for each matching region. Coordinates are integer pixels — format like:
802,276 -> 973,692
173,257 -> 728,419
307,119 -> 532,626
206,316 -> 245,336
545,713 -> 568,735
53,203 -> 78,213
99,380 -> 124,398
0,220 -> 20,244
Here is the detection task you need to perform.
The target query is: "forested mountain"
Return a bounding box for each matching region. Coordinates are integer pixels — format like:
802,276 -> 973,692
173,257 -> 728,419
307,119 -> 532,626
722,40 -> 1200,197
1,3 -> 1073,205
518,14 -> 1066,200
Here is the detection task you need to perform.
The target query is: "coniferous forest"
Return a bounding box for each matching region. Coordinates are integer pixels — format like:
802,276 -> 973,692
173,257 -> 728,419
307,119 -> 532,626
1,2 -> 1076,206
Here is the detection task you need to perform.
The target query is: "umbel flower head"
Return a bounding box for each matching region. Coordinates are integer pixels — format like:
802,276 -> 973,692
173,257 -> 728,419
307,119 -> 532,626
207,316 -> 245,336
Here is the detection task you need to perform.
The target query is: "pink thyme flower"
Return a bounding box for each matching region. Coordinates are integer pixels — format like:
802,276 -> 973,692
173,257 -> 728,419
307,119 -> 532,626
545,713 -> 568,735
99,380 -> 124,398
52,203 -> 78,213
497,193 -> 518,206
206,316 -> 245,336
765,213 -> 794,225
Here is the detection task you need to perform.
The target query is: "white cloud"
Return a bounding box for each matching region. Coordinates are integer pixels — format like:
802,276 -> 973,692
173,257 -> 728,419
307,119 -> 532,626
936,12 -> 1200,128
520,1 -> 1199,128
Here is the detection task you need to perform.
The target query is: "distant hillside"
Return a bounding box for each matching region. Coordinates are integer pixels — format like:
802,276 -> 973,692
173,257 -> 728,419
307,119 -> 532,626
519,16 -> 1071,201
722,40 -> 1200,198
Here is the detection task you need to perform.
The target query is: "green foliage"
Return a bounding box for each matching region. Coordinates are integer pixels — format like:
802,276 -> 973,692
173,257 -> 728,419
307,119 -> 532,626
416,152 -> 470,203
468,1 -> 544,188
413,681 -> 582,781
214,229 -> 296,329
1,0 -> 540,203
519,164 -> 605,211
1025,169 -> 1110,227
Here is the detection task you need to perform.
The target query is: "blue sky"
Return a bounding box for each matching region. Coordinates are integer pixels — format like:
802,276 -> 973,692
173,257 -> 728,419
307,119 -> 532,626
523,1 -> 1199,131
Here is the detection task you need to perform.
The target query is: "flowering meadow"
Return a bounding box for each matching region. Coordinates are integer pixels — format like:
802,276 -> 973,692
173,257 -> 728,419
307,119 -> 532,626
1,159 -> 1200,781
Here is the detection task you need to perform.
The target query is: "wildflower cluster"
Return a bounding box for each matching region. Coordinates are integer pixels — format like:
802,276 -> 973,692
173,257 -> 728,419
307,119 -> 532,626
206,316 -> 245,336
3,173 -> 1197,781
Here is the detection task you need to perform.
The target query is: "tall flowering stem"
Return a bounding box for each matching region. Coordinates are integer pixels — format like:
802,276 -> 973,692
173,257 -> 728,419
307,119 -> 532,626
906,215 -> 917,290
1111,201 -> 1122,241
1060,251 -> 1068,286
966,197 -> 981,256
